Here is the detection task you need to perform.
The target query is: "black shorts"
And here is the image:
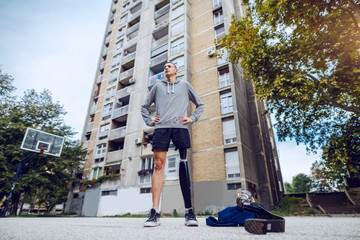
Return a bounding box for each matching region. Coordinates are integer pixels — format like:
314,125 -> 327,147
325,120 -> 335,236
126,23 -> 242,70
152,128 -> 191,151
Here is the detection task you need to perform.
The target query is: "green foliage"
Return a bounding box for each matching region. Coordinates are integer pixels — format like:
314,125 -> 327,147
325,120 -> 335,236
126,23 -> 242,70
272,196 -> 317,216
0,68 -> 86,215
311,161 -> 337,192
172,209 -> 178,217
83,174 -> 120,186
218,0 -> 360,152
285,173 -> 312,193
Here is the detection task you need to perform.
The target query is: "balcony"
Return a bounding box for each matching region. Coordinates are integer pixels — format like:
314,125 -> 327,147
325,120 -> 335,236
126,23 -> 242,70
116,29 -> 126,39
129,0 -> 142,10
98,130 -> 109,139
93,89 -> 100,99
154,4 -> 170,19
213,0 -> 222,8
107,24 -> 113,32
96,75 -> 102,84
85,122 -> 93,133
215,31 -> 225,40
105,35 -> 111,45
117,86 -> 132,99
123,36 -> 137,49
217,49 -> 228,65
150,52 -> 167,68
109,126 -> 127,141
152,36 -> 168,49
149,72 -> 165,86
123,0 -> 130,4
112,105 -> 129,119
153,19 -> 169,33
119,67 -> 134,81
83,140 -> 89,149
151,43 -> 168,58
89,105 -> 96,115
102,48 -> 108,57
110,14 -> 115,23
121,52 -> 136,65
129,10 -> 141,23
127,22 -> 140,35
100,61 -> 106,70
143,123 -> 154,134
102,110 -> 112,120
106,150 -> 123,164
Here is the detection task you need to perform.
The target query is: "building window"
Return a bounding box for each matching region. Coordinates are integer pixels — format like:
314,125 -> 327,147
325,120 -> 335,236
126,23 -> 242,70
214,9 -> 224,25
112,54 -> 122,68
73,193 -> 79,198
222,118 -> 236,145
220,92 -> 233,114
105,86 -> 116,101
213,0 -> 222,8
100,124 -> 110,133
96,143 -> 107,155
170,37 -> 184,55
91,167 -> 102,180
139,156 -> 154,184
109,68 -> 119,81
215,25 -> 225,40
165,155 -> 179,180
101,190 -> 118,196
115,40 -> 123,52
172,55 -> 185,71
173,0 -> 181,4
219,67 -> 230,88
171,19 -> 184,37
172,4 -> 184,20
119,14 -> 128,26
225,150 -> 241,180
217,47 -> 228,65
103,103 -> 113,115
140,188 -> 152,194
227,182 -> 241,190
94,157 -> 104,163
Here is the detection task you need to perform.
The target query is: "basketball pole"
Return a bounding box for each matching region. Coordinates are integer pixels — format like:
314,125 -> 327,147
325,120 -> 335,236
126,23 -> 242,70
1,151 -> 40,217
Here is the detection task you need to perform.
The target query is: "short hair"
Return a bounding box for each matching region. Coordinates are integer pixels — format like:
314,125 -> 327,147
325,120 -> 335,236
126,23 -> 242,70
164,62 -> 177,69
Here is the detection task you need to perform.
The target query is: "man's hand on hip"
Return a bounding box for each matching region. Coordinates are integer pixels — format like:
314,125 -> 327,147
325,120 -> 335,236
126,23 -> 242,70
179,116 -> 193,125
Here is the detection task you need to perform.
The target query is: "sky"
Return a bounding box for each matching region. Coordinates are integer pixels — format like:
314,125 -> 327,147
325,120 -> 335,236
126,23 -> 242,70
0,0 -> 320,183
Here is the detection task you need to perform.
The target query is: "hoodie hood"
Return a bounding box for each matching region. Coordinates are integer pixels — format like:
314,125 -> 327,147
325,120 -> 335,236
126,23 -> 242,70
161,78 -> 181,94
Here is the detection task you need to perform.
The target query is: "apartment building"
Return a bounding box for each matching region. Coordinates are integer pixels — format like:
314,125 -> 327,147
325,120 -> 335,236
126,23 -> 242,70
65,0 -> 284,216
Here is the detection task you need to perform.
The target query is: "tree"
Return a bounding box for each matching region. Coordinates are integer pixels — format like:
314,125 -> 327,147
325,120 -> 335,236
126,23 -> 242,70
311,161 -> 336,192
0,76 -> 86,215
286,173 -> 312,193
217,0 -> 360,151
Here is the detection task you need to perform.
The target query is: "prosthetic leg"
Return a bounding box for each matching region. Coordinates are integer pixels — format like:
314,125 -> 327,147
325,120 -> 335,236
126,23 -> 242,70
179,148 -> 198,226
179,148 -> 192,208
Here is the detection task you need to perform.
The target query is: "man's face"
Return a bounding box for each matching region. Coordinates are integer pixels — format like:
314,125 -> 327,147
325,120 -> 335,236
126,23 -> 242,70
164,63 -> 178,77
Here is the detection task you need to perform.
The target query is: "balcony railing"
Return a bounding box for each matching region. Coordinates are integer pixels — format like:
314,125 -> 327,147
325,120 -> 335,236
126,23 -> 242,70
98,130 -> 109,139
123,0 -> 130,5
117,86 -> 132,99
107,24 -> 113,32
154,3 -> 170,19
127,22 -> 140,35
152,36 -> 168,49
119,67 -> 134,81
123,36 -> 137,49
96,75 -> 102,84
82,140 -> 89,149
86,122 -> 93,132
89,105 -> 96,115
100,61 -> 106,70
153,19 -> 169,33
150,52 -> 167,67
109,126 -> 127,141
105,35 -> 111,45
116,29 -> 126,39
102,110 -> 112,119
102,48 -> 108,57
215,31 -> 225,40
129,0 -> 142,10
149,72 -> 165,86
106,150 -> 123,164
151,43 -> 168,58
121,52 -> 136,65
129,9 -> 141,22
112,105 -> 129,119
110,14 -> 115,23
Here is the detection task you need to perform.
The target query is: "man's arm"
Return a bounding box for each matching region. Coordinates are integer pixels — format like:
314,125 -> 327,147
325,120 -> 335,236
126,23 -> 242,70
141,86 -> 156,126
186,82 -> 204,122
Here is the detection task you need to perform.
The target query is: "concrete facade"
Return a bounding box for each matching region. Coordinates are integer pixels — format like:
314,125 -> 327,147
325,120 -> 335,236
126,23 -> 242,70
66,0 -> 284,216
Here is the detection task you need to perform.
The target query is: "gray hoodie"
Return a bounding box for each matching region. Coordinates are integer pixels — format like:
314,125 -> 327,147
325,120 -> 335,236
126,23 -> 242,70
141,78 -> 204,129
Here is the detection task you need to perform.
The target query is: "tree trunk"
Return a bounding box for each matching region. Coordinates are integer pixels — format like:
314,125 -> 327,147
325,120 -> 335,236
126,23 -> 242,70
10,193 -> 20,215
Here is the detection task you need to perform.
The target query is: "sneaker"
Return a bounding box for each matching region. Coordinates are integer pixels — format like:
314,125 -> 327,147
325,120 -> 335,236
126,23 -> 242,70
144,208 -> 160,227
185,208 -> 198,226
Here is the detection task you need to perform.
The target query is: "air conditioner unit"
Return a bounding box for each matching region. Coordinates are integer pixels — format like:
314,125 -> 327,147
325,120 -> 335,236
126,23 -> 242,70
135,138 -> 142,145
207,48 -> 215,57
129,78 -> 135,84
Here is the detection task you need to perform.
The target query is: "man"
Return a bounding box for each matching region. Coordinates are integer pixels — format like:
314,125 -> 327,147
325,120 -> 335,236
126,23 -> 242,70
141,62 -> 204,227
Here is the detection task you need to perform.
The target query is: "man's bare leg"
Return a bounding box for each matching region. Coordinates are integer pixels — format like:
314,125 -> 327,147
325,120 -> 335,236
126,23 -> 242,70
152,150 -> 167,209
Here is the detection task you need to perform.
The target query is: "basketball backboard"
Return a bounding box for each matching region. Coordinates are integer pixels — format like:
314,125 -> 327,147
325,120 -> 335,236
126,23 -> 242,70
20,128 -> 65,157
